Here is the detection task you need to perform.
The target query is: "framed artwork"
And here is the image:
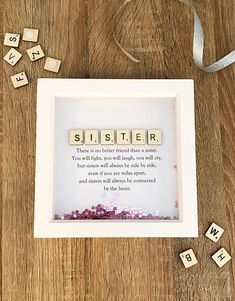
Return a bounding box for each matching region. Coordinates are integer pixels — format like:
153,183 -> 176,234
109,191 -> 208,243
34,79 -> 198,237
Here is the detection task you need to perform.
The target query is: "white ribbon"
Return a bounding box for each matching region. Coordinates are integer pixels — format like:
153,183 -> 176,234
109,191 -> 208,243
113,0 -> 235,72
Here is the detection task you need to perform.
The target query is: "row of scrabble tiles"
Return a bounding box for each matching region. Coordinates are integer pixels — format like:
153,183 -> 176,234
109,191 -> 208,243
4,29 -> 39,46
69,129 -> 162,145
180,223 -> 231,269
4,43 -> 61,71
3,31 -> 61,88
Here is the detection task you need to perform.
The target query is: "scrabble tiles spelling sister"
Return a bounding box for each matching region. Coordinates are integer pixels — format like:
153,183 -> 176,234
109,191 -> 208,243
69,129 -> 162,145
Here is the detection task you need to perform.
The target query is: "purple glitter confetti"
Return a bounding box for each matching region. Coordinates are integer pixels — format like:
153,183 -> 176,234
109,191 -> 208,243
54,203 -> 173,220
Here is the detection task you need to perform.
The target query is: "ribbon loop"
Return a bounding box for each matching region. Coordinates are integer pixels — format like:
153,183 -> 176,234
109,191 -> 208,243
113,0 -> 235,73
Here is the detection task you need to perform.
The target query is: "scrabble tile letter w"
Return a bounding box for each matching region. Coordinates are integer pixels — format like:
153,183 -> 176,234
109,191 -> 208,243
205,223 -> 224,242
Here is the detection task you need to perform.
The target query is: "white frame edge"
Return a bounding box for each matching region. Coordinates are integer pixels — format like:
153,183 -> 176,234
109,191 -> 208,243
34,79 -> 198,238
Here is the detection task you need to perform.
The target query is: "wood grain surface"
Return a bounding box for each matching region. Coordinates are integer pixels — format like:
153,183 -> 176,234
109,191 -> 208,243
1,0 -> 235,300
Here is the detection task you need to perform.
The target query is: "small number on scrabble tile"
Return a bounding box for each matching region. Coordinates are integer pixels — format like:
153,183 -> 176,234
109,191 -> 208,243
85,130 -> 99,145
205,222 -> 224,243
116,130 -> 130,145
101,130 -> 115,145
44,57 -> 61,73
4,33 -> 20,47
212,248 -> 231,268
132,130 -> 146,145
4,48 -> 22,66
69,130 -> 83,145
148,129 -> 162,145
179,249 -> 198,269
26,45 -> 45,61
10,72 -> 29,89
23,28 -> 39,42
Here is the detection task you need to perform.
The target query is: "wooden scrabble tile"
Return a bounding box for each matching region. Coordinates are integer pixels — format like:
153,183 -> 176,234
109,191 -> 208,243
212,248 -> 231,268
179,249 -> 198,269
69,130 -> 83,145
44,57 -> 61,73
205,223 -> 224,242
26,45 -> 45,61
4,33 -> 20,47
10,72 -> 29,88
116,130 -> 130,145
148,129 -> 162,145
3,48 -> 22,66
101,130 -> 115,145
84,130 -> 99,145
132,130 -> 146,145
23,28 -> 39,42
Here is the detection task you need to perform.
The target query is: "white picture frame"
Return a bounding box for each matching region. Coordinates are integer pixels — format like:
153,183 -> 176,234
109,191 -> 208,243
34,79 -> 198,237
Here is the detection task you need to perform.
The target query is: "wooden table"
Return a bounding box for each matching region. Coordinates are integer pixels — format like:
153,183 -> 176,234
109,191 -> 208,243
1,0 -> 234,300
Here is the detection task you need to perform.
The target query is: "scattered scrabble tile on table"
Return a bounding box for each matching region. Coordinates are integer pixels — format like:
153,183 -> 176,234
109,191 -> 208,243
3,28 -> 64,87
205,222 -> 224,242
44,57 -> 61,73
179,249 -> 198,269
23,28 -> 39,42
26,44 -> 45,61
4,32 -> 20,47
4,48 -> 22,66
10,71 -> 29,88
212,248 -> 231,268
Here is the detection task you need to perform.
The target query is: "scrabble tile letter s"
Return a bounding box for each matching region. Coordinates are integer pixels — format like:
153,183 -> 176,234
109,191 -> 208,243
101,130 -> 115,145
4,33 -> 20,47
69,130 -> 83,145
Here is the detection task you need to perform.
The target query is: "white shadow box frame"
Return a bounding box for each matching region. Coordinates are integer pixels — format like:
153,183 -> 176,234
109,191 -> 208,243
34,79 -> 198,238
